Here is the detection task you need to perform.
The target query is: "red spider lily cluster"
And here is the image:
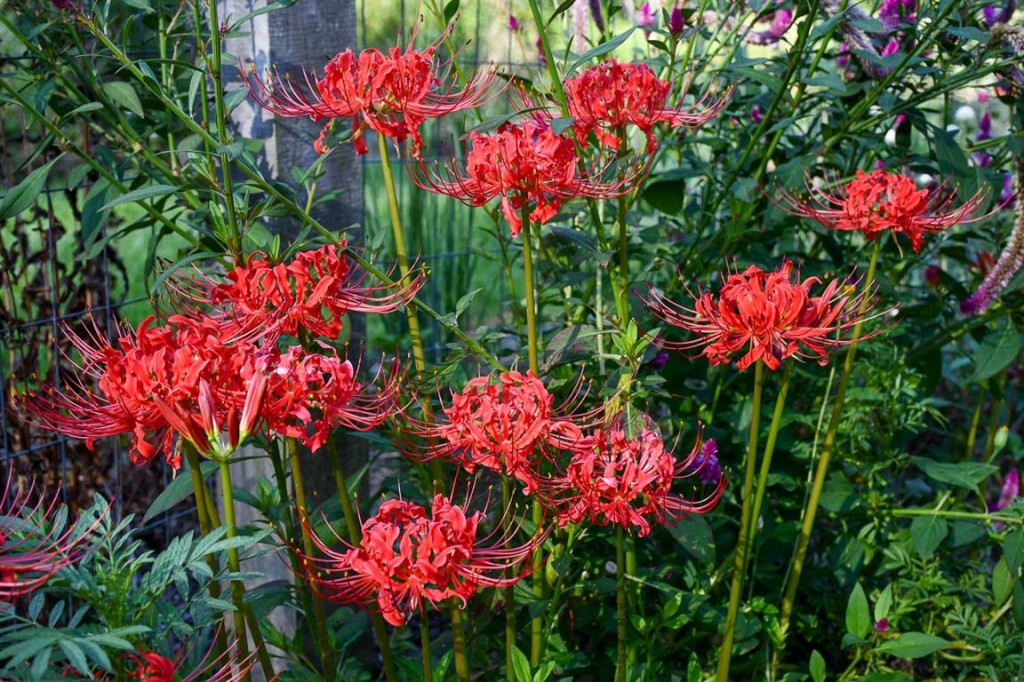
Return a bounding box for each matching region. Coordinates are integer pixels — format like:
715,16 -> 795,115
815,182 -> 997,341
402,370 -> 597,492
242,26 -> 501,156
303,492 -> 547,626
1,473 -> 102,600
62,642 -> 255,681
782,169 -> 988,253
564,59 -> 730,151
645,261 -> 880,371
549,423 -> 725,537
20,244 -> 410,467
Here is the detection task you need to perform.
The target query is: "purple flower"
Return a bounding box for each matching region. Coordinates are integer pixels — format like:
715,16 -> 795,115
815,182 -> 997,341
837,43 -> 851,69
992,469 -> 1020,512
669,5 -> 685,35
637,2 -> 657,28
880,39 -> 901,58
1002,173 -> 1016,207
880,0 -> 916,29
589,0 -> 606,33
984,0 -> 1016,27
978,112 -> 993,141
649,349 -> 671,370
751,105 -> 763,123
875,618 -> 890,633
924,264 -> 941,287
748,9 -> 794,46
508,14 -> 520,31
691,438 -> 722,486
961,173 -> 1023,315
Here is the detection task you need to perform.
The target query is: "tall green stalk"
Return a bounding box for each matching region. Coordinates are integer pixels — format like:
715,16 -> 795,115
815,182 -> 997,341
503,477 -> 516,682
326,439 -> 400,682
717,360 -> 766,682
420,613 -> 434,682
451,601 -> 471,682
773,241 -> 881,675
616,527 -> 628,682
217,459 -> 253,682
287,440 -> 336,682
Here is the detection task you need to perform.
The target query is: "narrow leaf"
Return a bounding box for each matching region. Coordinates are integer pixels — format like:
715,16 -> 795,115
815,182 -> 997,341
0,156 -> 61,221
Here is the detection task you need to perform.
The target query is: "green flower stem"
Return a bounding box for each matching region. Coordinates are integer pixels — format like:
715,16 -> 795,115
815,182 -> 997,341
747,360 -> 794,588
616,193 -> 630,327
774,240 -> 881,675
378,133 -> 448,492
325,439 -> 399,682
183,446 -> 229,659
287,440 -> 336,682
451,600 -> 471,682
625,537 -> 638,667
540,524 -> 578,659
503,477 -> 516,682
616,526 -> 628,682
716,358 -> 765,675
521,204 -> 547,666
420,612 -> 434,682
983,371 -> 1008,463
217,459 -> 253,682
717,360 -> 766,682
965,388 -> 985,460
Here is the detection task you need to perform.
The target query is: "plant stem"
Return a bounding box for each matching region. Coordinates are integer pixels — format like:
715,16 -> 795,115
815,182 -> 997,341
451,600 -> 471,682
747,360 -> 794,592
421,612 -> 434,682
503,477 -> 516,682
625,536 -> 638,667
217,459 -> 252,682
616,526 -> 628,682
325,439 -> 399,682
965,388 -> 985,460
717,360 -> 765,682
377,133 -> 446,493
183,447 -> 228,658
521,206 -> 546,665
617,193 -> 630,326
287,440 -> 336,681
774,240 -> 881,675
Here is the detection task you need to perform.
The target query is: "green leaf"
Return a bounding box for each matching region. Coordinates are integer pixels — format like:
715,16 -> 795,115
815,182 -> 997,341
59,640 -> 90,676
454,288 -> 482,324
510,645 -> 532,682
546,0 -> 578,27
1005,530 -> 1024,573
876,632 -> 949,659
443,0 -> 459,23
550,116 -> 576,136
569,28 -> 636,75
143,461 -> 218,524
910,456 -> 997,492
103,81 -> 144,118
667,515 -> 715,566
809,650 -> 826,682
228,0 -> 298,30
641,179 -> 685,215
994,557 -> 1015,604
846,583 -> 871,639
0,156 -> 61,221
874,584 -> 893,623
687,653 -> 701,682
101,184 -> 179,211
970,319 -> 1020,382
910,515 -> 949,558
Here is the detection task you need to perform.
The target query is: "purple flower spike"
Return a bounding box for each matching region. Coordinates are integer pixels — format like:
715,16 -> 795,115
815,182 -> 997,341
508,14 -> 520,31
669,5 -> 685,35
748,9 -> 794,46
692,438 -> 722,487
984,0 -> 1016,27
637,2 -> 657,28
961,173 -> 1024,315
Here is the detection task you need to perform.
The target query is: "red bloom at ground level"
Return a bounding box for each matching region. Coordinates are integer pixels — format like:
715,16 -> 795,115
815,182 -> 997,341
303,492 -> 544,626
644,261 -> 881,371
242,26 -> 500,156
413,120 -> 648,236
564,59 -> 730,151
549,423 -> 724,536
401,370 -> 595,493
62,642 -> 255,681
781,169 -> 988,252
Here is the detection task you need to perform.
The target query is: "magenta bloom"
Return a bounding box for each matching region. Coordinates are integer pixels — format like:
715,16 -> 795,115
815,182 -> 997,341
748,9 -> 794,45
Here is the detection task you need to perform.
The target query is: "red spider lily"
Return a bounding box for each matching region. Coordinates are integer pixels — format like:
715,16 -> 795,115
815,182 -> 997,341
400,370 -> 598,493
168,243 -> 425,341
301,491 -> 546,626
19,315 -> 265,468
643,261 -> 881,371
411,120 -> 648,236
548,420 -> 724,537
241,24 -> 502,156
779,169 -> 988,253
62,638 -> 256,681
564,59 -> 730,151
264,346 -> 399,453
1,473 -> 103,600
